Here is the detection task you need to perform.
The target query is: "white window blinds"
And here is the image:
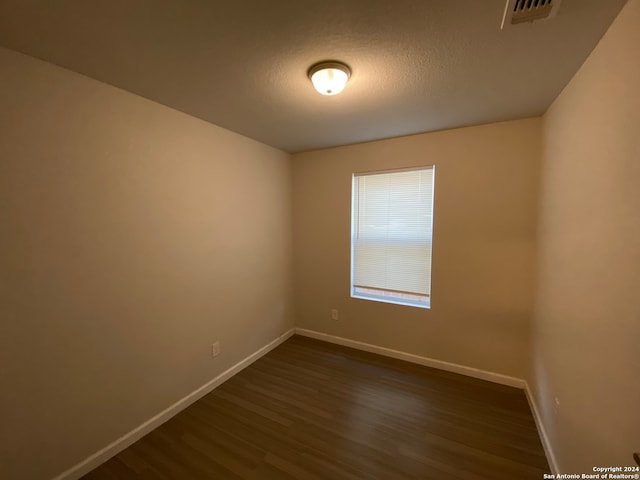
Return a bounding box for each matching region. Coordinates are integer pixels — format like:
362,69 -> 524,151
351,166 -> 435,308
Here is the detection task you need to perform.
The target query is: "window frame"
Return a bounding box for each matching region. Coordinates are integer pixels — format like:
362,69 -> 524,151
349,165 -> 435,309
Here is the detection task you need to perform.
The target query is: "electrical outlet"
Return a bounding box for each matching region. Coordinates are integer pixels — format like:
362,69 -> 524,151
212,341 -> 220,357
331,309 -> 339,320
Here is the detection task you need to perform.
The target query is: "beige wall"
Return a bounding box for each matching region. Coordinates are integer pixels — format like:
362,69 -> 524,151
532,0 -> 640,472
292,118 -> 541,379
0,47 -> 293,480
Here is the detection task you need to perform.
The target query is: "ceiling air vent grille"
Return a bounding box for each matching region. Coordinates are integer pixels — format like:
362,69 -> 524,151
501,0 -> 562,29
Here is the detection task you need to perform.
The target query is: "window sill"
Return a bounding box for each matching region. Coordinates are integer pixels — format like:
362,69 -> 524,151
351,293 -> 430,309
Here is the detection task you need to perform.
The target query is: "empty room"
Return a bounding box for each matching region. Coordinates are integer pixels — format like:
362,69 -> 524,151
1,0 -> 639,479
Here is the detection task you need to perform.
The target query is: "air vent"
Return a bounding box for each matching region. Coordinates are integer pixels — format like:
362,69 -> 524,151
501,0 -> 562,29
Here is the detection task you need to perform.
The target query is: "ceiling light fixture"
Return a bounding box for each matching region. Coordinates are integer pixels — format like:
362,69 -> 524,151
308,61 -> 351,96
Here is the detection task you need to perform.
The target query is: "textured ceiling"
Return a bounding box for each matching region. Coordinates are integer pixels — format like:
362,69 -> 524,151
0,0 -> 628,152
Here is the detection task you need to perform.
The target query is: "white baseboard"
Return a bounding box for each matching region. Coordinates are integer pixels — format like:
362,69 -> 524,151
295,328 -> 526,388
52,328 -> 295,480
524,382 -> 559,475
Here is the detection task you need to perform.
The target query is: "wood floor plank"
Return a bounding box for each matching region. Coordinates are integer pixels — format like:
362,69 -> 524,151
82,335 -> 550,479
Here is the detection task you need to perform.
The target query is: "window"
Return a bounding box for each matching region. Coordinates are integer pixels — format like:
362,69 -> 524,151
350,166 -> 435,308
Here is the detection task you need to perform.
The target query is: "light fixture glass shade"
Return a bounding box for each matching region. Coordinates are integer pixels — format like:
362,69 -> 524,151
308,62 -> 351,96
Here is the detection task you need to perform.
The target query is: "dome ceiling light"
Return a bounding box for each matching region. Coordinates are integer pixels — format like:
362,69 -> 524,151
308,61 -> 351,96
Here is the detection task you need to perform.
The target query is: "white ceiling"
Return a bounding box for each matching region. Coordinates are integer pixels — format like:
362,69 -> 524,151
0,0 -> 628,153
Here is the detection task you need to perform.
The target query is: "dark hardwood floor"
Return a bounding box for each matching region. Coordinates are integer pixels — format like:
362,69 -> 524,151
82,335 -> 549,479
